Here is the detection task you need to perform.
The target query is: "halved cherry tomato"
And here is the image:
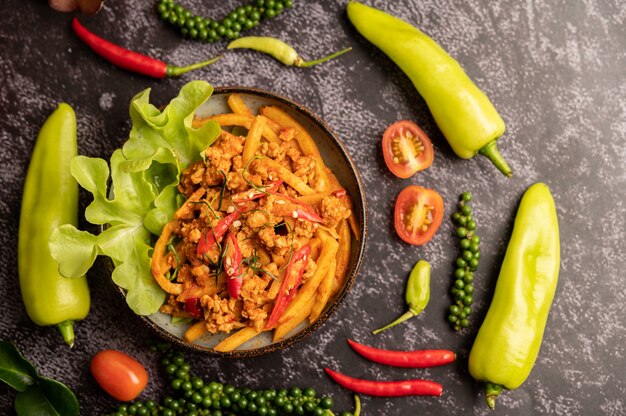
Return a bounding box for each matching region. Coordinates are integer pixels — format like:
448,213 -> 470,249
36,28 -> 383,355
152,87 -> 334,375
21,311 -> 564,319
394,185 -> 444,245
91,350 -> 148,402
382,121 -> 434,178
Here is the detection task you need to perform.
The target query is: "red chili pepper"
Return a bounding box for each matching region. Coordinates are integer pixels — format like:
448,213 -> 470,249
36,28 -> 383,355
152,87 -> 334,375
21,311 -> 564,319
71,18 -> 221,78
265,245 -> 311,329
230,180 -> 284,204
269,192 -> 324,223
332,188 -> 347,198
196,211 -> 241,256
184,298 -> 202,319
224,231 -> 243,299
347,339 -> 456,368
324,368 -> 443,397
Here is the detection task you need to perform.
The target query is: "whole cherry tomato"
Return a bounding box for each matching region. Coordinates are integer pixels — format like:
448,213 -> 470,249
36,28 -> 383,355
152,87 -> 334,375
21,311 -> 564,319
90,350 -> 148,401
394,185 -> 444,245
382,121 -> 434,178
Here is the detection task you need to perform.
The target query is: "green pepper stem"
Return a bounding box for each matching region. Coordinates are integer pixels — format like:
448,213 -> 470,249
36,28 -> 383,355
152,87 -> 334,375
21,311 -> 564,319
353,395 -> 361,416
56,321 -> 75,348
485,382 -> 503,410
372,309 -> 419,334
298,47 -> 352,67
166,55 -> 222,77
479,140 -> 512,177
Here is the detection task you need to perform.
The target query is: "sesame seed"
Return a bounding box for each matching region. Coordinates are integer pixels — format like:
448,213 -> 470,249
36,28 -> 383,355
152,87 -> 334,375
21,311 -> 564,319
292,211 -> 299,218
233,220 -> 242,228
276,200 -> 286,204
227,206 -> 235,213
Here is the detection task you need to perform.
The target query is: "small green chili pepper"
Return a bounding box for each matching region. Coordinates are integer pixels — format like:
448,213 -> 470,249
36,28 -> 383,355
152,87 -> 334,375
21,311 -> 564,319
227,36 -> 352,67
372,260 -> 430,334
468,183 -> 560,409
347,2 -> 511,176
18,103 -> 91,347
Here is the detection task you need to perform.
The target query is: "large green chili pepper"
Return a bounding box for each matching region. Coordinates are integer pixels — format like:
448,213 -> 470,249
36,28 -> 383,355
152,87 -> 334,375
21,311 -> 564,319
372,260 -> 430,334
468,183 -> 560,409
347,2 -> 512,176
18,103 -> 90,348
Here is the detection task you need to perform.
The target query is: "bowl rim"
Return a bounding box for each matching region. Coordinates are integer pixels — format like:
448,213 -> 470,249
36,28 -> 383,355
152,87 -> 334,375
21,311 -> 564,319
116,85 -> 368,357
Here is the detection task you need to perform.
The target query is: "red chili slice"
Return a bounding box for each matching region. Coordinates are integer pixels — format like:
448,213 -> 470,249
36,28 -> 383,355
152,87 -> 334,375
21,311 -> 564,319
382,120 -> 434,178
347,339 -> 456,368
230,180 -> 284,204
184,298 -> 202,319
264,245 -> 311,329
196,211 -> 241,256
324,368 -> 443,397
269,192 -> 324,223
332,188 -> 347,198
224,231 -> 244,299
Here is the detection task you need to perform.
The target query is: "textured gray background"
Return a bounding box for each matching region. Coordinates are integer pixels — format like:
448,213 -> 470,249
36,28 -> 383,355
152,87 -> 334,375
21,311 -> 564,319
1,0 -> 625,415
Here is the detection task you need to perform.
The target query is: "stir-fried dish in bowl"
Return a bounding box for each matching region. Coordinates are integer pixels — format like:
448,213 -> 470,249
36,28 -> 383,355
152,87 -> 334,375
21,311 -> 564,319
145,87 -> 366,355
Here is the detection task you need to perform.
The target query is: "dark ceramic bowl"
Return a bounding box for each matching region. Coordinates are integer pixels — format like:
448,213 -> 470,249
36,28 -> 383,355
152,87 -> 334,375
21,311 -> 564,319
128,86 -> 367,357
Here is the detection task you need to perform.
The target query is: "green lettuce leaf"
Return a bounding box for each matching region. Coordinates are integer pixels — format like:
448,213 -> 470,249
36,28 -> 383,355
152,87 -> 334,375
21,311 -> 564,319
49,81 -> 221,315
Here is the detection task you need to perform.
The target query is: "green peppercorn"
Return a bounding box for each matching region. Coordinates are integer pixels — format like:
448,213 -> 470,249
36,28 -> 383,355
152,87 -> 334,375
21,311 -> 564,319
282,402 -> 294,413
449,192 -> 481,330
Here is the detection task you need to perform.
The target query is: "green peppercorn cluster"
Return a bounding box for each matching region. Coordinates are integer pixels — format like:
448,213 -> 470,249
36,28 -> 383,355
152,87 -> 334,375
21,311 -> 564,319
448,192 -> 481,331
156,0 -> 294,42
108,345 -> 351,416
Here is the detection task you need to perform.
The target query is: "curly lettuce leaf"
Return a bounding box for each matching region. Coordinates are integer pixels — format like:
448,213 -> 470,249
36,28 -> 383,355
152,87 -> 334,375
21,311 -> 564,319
49,81 -> 221,315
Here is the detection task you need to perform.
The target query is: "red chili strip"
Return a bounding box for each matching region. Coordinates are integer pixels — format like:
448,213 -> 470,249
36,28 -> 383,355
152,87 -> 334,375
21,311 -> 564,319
269,191 -> 324,223
264,245 -> 311,329
224,231 -> 243,299
184,298 -> 202,319
325,368 -> 442,397
196,211 -> 241,256
72,18 -> 221,78
347,339 -> 456,368
230,180 -> 284,204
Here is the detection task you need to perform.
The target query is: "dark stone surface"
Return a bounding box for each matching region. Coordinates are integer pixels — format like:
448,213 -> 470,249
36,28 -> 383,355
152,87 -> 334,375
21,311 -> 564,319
1,1 -> 624,415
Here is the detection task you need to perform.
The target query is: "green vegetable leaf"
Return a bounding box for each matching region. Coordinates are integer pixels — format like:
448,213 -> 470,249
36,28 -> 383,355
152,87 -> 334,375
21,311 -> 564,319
123,80 -> 220,167
0,341 -> 38,392
49,225 -> 98,278
15,377 -> 79,416
49,81 -> 220,315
